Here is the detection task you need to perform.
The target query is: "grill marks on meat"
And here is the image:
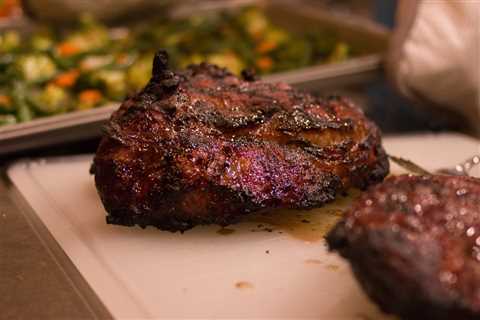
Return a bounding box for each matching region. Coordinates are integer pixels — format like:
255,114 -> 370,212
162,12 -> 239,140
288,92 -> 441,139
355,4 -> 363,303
92,50 -> 388,231
327,175 -> 480,320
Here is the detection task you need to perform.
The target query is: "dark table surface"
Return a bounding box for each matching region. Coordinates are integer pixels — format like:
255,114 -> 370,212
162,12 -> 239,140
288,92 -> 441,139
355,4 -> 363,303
0,180 -> 110,319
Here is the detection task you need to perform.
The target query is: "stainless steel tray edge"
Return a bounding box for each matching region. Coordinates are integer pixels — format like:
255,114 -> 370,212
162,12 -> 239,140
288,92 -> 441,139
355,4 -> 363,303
264,54 -> 382,84
0,104 -> 116,139
0,106 -> 116,156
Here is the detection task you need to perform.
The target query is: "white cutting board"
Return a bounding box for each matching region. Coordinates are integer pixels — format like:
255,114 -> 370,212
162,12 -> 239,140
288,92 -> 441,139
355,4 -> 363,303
7,133 -> 480,319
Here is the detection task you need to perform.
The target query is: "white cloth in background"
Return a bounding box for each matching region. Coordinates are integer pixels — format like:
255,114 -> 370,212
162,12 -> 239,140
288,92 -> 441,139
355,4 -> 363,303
387,0 -> 480,132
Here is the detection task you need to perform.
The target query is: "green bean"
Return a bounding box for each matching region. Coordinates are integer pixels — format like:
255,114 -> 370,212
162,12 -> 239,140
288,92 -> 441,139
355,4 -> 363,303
12,82 -> 34,122
0,114 -> 17,126
16,102 -> 33,122
327,42 -> 349,63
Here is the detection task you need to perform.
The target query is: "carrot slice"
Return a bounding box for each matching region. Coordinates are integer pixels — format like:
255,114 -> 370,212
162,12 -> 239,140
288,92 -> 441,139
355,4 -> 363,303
79,89 -> 102,105
53,69 -> 80,87
0,94 -> 11,106
57,42 -> 81,57
256,57 -> 273,71
256,40 -> 276,54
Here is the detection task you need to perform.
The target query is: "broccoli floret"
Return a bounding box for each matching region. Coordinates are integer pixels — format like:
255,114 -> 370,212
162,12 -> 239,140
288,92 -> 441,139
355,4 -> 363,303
126,54 -> 153,92
327,42 -> 350,63
240,7 -> 268,38
30,34 -> 54,52
80,55 -> 115,72
91,69 -> 127,100
206,53 -> 245,75
29,84 -> 71,114
15,54 -> 57,83
0,30 -> 20,52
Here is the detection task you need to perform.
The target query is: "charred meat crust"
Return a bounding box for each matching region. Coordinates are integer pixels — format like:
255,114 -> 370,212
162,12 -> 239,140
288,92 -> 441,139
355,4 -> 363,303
92,50 -> 389,232
327,175 -> 480,320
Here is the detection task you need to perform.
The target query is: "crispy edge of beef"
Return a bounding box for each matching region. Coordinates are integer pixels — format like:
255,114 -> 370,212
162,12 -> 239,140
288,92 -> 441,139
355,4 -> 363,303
327,175 -> 480,320
92,50 -> 389,231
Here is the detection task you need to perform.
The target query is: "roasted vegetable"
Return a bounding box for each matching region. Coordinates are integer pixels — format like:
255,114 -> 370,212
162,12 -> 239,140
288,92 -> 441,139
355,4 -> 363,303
0,7 -> 351,127
56,16 -> 109,57
0,114 -> 16,125
0,94 -> 13,113
29,32 -> 54,52
0,30 -> 20,52
29,84 -> 71,114
15,54 -> 57,83
11,82 -> 33,122
77,89 -> 103,110
126,53 -> 153,92
90,69 -> 126,100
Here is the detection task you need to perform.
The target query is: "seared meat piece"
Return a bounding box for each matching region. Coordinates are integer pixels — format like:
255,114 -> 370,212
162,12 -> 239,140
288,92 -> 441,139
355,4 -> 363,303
92,50 -> 388,232
327,175 -> 480,320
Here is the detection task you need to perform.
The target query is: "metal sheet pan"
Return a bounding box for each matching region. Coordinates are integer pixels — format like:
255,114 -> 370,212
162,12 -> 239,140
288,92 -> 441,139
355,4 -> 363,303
0,0 -> 389,156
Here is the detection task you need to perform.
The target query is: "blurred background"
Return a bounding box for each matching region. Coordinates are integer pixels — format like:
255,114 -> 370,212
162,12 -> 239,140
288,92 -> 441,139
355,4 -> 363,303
0,0 -> 472,159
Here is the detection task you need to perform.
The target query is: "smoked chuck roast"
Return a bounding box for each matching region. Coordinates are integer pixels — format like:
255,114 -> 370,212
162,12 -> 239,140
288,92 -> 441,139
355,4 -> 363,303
92,50 -> 389,232
328,174 -> 480,320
